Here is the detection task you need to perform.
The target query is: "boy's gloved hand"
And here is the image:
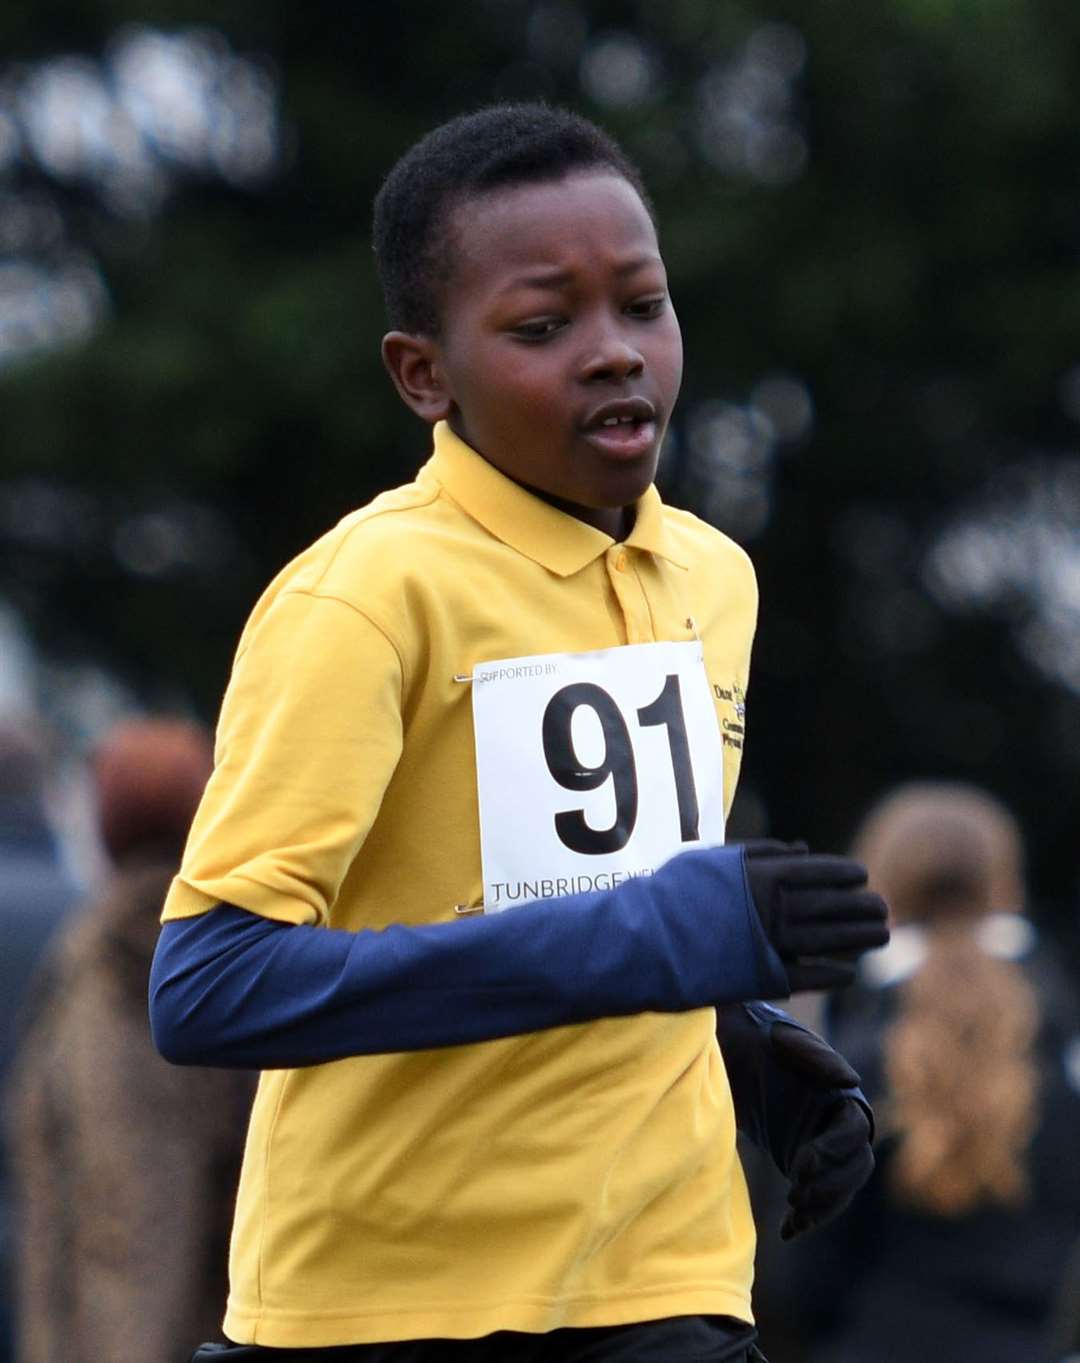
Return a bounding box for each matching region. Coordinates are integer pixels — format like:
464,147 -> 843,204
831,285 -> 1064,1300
767,1020 -> 874,1240
741,840 -> 889,991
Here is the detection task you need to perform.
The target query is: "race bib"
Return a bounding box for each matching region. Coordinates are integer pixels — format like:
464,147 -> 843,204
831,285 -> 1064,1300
471,641 -> 725,912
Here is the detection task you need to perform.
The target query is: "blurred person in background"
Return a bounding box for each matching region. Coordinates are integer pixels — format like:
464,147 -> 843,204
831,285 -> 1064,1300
5,718 -> 255,1363
0,720 -> 80,1363
773,782 -> 1080,1363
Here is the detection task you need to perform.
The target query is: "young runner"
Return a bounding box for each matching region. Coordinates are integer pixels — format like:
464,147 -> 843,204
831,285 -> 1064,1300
151,103 -> 888,1363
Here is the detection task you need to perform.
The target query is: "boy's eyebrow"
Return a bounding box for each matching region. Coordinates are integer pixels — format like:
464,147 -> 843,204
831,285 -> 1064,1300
499,254 -> 664,294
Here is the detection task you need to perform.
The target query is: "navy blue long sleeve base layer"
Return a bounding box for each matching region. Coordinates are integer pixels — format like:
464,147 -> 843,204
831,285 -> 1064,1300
151,846 -> 789,1070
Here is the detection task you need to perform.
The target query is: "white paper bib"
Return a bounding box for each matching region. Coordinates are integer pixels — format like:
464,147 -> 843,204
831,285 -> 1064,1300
471,641 -> 726,912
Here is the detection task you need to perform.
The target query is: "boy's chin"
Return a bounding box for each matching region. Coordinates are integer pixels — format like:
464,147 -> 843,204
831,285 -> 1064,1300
546,468 -> 658,534
590,460 -> 660,506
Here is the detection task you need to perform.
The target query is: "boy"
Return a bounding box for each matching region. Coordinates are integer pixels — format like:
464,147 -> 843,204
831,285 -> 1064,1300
151,104 -> 887,1362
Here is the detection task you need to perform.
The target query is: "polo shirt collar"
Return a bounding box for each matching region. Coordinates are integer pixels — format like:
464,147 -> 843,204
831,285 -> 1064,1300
425,421 -> 689,576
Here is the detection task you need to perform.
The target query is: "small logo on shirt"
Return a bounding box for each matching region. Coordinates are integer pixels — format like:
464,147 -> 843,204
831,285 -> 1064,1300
712,681 -> 746,749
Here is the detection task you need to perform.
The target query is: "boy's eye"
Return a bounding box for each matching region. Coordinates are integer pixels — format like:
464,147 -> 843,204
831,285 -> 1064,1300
626,294 -> 667,319
510,317 -> 566,341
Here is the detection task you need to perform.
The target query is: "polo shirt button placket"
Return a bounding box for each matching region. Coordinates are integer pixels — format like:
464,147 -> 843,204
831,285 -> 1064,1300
607,546 -> 652,645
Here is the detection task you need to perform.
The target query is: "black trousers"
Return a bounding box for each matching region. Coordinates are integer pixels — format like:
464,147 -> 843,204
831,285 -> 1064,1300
189,1316 -> 766,1363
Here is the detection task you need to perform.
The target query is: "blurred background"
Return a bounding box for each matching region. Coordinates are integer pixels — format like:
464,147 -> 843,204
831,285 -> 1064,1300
2,0 -> 1079,923
1,3 -> 1080,1360
2,0 -> 1078,944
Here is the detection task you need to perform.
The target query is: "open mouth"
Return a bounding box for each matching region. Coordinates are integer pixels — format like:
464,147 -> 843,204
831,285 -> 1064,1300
583,399 -> 658,458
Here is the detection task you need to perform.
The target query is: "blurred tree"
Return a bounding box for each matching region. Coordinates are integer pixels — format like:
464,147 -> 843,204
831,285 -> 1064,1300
0,0 -> 1078,918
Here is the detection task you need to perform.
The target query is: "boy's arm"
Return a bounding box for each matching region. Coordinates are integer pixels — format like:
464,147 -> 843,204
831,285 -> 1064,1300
151,846 -> 786,1066
718,1000 -> 875,1239
150,842 -> 888,1068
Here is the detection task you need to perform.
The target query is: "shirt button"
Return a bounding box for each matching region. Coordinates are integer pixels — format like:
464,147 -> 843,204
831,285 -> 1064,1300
615,552 -> 628,572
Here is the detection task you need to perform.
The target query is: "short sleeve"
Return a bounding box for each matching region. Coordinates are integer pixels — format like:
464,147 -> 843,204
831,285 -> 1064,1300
163,590 -> 404,926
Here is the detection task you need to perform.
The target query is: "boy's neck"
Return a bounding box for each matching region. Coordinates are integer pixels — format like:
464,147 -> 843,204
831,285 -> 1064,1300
528,487 -> 635,541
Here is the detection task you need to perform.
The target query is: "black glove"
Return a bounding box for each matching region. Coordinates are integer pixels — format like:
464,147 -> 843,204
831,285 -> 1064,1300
767,1019 -> 875,1239
741,840 -> 889,992
781,1096 -> 874,1239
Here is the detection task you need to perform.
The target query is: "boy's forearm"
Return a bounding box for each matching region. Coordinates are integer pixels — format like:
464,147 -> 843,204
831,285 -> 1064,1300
150,845 -> 790,1068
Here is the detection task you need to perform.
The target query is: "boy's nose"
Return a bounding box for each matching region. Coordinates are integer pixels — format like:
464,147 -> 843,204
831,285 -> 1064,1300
580,335 -> 645,383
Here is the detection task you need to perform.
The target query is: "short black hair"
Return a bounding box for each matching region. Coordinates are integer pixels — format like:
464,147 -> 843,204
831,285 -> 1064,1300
372,102 -> 653,336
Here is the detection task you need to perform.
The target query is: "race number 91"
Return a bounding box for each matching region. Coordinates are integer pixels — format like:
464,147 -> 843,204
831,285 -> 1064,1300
471,641 -> 727,910
541,675 -> 699,854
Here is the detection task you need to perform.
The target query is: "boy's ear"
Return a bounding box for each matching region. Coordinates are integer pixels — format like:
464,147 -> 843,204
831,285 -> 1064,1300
381,331 -> 453,423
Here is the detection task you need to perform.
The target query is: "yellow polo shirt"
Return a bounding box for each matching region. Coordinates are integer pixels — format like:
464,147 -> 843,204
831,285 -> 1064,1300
164,421 -> 760,1346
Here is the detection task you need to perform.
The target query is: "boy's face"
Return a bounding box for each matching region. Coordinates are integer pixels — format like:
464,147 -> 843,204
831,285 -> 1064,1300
424,172 -> 683,538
